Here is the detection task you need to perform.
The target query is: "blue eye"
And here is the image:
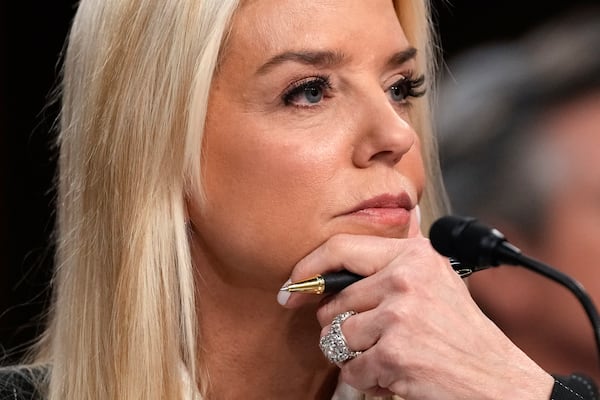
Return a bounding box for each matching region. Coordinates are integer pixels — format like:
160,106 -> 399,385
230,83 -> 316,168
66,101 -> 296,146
389,82 -> 410,102
387,74 -> 426,104
283,76 -> 331,107
303,86 -> 323,103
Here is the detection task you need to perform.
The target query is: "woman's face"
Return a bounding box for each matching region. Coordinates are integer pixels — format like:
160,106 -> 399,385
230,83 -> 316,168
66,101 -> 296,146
189,0 -> 425,289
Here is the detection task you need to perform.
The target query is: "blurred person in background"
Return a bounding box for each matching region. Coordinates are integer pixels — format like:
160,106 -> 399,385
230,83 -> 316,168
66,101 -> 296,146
437,6 -> 600,381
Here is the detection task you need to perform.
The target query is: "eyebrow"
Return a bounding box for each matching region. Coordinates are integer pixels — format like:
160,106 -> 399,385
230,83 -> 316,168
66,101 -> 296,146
255,46 -> 418,76
385,46 -> 418,70
256,50 -> 347,75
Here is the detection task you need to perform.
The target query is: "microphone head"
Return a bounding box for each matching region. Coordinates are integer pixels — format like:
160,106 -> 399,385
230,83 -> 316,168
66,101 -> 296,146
429,215 -> 513,267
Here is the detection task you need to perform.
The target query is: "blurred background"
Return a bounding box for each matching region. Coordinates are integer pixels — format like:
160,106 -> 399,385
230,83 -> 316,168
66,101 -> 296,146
1,0 -> 598,379
436,2 -> 600,381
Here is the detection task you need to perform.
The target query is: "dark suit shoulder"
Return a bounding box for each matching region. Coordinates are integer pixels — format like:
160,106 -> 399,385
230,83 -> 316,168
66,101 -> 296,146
0,367 -> 46,400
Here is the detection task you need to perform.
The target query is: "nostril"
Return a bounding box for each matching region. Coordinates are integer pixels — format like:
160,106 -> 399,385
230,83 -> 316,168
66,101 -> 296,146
369,150 -> 402,165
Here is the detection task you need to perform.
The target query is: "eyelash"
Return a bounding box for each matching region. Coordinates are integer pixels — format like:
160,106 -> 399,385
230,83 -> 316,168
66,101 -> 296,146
388,73 -> 426,105
281,73 -> 426,108
282,75 -> 332,107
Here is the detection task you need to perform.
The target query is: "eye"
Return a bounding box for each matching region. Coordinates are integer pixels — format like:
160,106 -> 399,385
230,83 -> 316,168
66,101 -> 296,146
387,74 -> 426,104
283,76 -> 331,107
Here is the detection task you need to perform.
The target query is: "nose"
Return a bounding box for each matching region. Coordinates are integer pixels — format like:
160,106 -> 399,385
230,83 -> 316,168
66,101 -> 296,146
351,95 -> 417,168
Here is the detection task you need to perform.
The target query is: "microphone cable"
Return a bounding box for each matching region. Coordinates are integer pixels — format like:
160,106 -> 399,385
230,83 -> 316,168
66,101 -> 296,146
430,215 -> 600,372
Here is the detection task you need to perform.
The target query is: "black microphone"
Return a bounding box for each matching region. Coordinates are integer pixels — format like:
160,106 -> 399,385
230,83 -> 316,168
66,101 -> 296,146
429,215 -> 600,369
429,215 -> 522,267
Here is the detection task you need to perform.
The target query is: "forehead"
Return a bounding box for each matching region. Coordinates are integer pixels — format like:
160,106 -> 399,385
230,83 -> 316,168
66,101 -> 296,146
227,0 -> 408,60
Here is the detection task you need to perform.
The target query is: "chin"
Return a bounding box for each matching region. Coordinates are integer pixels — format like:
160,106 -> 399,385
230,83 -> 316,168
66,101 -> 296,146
328,220 -> 410,239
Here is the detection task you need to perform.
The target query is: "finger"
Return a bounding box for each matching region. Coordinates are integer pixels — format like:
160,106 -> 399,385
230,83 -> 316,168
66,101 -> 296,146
288,204 -> 422,284
313,245 -> 454,324
290,234 -> 431,285
314,266 -> 405,325
320,308 -> 380,353
283,236 -> 447,309
279,234 -> 401,308
339,336 -> 408,397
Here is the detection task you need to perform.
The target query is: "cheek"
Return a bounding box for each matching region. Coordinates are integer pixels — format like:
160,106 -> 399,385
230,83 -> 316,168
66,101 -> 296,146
189,113 -> 341,282
399,137 -> 426,199
202,119 -> 338,212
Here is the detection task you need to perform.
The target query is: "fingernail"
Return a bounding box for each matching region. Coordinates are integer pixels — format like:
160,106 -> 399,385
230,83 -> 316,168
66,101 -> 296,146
416,204 -> 421,225
277,279 -> 292,306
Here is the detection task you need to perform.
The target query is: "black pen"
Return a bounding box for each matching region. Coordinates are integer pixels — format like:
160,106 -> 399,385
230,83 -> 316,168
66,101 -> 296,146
280,271 -> 363,294
279,258 -> 474,295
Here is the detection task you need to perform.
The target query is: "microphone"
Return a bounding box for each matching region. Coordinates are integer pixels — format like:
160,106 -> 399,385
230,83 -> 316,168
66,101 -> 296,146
429,215 -> 522,267
429,215 -> 600,369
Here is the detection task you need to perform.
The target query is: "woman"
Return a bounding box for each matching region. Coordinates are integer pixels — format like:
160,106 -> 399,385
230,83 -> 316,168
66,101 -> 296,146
0,0 -> 595,399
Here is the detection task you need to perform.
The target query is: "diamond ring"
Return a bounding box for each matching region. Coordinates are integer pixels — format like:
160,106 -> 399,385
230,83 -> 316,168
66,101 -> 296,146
319,311 -> 362,363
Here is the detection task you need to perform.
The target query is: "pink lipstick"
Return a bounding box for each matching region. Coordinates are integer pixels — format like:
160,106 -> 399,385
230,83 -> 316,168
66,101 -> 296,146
342,193 -> 413,226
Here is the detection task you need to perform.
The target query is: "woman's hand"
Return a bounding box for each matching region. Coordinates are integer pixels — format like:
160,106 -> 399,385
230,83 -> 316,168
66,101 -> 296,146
279,230 -> 554,399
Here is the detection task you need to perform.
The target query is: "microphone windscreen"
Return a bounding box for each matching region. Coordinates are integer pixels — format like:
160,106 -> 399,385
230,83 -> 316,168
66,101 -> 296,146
429,215 -> 500,267
429,215 -> 472,258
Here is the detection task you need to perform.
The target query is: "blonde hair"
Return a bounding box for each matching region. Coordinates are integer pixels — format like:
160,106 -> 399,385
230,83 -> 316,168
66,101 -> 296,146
35,1 -> 444,399
44,1 -> 239,398
394,0 -> 449,227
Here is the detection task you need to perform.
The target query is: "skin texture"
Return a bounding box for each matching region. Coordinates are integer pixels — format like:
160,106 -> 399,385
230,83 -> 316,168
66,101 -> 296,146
187,0 -> 554,398
190,0 -> 424,293
468,92 -> 600,381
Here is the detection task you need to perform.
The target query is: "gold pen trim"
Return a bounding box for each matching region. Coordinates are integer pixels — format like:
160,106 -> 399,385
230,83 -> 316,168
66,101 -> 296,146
279,275 -> 325,294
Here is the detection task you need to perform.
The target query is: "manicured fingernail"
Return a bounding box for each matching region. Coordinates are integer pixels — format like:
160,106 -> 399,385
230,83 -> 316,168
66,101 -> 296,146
277,279 -> 292,306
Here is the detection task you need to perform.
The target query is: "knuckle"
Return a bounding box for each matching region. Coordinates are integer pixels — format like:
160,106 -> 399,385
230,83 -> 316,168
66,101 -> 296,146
379,302 -> 408,327
386,267 -> 408,291
324,233 -> 351,254
374,338 -> 405,372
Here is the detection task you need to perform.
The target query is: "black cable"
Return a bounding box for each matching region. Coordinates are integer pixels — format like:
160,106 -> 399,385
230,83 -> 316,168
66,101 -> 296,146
509,250 -> 600,371
430,215 -> 600,373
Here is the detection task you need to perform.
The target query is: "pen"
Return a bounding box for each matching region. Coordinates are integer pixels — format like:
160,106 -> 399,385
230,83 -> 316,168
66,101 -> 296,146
279,258 -> 475,295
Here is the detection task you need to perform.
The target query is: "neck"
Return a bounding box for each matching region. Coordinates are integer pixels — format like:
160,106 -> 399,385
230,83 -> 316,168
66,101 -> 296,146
194,260 -> 338,399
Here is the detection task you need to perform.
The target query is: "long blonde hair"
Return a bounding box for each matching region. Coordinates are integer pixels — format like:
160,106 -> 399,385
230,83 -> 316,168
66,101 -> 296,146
36,1 -> 444,399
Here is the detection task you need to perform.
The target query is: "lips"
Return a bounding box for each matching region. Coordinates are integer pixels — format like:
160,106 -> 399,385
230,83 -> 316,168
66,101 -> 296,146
333,192 -> 415,229
332,192 -> 415,233
344,193 -> 414,215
